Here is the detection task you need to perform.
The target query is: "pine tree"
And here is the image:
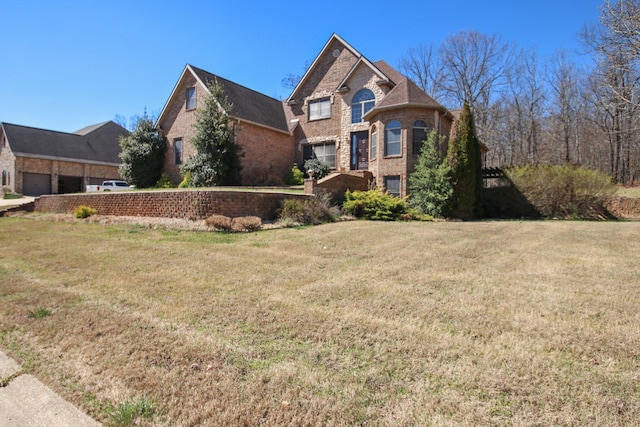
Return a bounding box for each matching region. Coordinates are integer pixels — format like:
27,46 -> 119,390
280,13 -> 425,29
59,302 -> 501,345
447,104 -> 483,219
119,116 -> 166,188
408,130 -> 453,217
181,79 -> 242,187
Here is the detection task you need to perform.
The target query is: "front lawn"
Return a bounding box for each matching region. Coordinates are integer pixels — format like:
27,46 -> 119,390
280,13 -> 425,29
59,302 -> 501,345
1,218 -> 639,425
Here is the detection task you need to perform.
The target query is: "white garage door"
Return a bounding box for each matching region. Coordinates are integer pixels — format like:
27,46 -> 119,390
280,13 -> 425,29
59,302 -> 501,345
22,173 -> 51,196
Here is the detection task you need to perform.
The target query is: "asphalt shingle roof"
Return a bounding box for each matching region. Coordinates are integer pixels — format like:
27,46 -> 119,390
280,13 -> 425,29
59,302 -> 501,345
189,65 -> 289,133
1,121 -> 129,165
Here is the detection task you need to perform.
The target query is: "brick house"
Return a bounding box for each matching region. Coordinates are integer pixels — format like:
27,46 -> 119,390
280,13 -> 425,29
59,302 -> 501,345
0,121 -> 129,196
158,34 -> 456,197
155,65 -> 295,185
285,34 -> 454,197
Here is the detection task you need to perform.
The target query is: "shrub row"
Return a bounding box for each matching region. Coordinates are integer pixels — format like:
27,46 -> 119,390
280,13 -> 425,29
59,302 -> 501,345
204,214 -> 262,232
506,164 -> 616,219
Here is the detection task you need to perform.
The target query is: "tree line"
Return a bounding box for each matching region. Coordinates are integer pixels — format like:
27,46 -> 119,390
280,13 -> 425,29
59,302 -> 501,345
399,0 -> 640,184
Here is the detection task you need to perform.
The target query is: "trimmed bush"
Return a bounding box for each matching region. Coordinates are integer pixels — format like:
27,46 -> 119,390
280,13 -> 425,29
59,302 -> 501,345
155,173 -> 176,188
303,159 -> 331,180
286,164 -> 305,185
343,189 -> 411,221
232,216 -> 262,232
205,215 -> 263,232
506,164 -> 616,219
205,214 -> 233,231
74,205 -> 97,219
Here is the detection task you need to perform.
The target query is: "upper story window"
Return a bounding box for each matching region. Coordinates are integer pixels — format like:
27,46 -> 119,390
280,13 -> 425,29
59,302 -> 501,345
351,89 -> 375,123
186,87 -> 196,110
384,120 -> 402,156
370,126 -> 377,160
174,138 -> 183,165
412,120 -> 429,155
309,99 -> 331,120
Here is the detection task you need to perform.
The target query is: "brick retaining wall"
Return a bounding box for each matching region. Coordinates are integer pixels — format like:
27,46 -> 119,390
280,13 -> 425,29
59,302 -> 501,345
34,190 -> 312,220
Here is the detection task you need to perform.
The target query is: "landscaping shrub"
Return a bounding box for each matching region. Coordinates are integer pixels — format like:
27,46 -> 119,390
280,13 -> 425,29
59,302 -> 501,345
74,205 -> 97,219
286,164 -> 305,185
408,130 -> 453,218
205,214 -> 233,231
303,159 -> 331,180
231,216 -> 262,232
178,172 -> 191,188
155,173 -> 176,188
506,164 -> 616,219
205,215 -> 263,232
278,194 -> 340,226
343,189 -> 411,221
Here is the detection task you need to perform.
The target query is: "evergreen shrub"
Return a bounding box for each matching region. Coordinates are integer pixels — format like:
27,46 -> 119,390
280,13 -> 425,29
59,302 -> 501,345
286,165 -> 305,185
343,189 -> 411,221
74,205 -> 97,219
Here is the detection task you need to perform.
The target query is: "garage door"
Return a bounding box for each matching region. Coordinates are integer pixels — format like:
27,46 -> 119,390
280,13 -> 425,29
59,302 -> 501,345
22,173 -> 51,196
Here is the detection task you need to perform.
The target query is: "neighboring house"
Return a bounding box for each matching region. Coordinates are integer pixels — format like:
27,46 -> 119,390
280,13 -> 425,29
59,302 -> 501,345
156,65 -> 295,185
157,33 -> 457,197
0,121 -> 129,196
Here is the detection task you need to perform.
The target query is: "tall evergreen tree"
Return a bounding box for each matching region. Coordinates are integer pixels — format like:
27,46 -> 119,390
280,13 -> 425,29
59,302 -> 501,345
119,115 -> 166,188
181,79 -> 242,187
408,130 -> 453,218
447,104 -> 483,219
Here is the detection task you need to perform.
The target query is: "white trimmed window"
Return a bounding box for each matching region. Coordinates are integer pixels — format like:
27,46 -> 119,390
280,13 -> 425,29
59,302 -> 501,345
309,99 -> 331,120
385,120 -> 402,156
303,142 -> 336,168
412,120 -> 429,155
186,87 -> 196,110
351,89 -> 375,123
370,126 -> 377,160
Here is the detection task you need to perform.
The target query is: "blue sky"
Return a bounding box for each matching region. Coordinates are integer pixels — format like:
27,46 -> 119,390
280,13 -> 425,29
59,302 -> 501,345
1,0 -> 604,133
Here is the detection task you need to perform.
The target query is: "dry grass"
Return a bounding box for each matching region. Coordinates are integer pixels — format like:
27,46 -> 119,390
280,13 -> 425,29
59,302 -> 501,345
1,217 -> 639,426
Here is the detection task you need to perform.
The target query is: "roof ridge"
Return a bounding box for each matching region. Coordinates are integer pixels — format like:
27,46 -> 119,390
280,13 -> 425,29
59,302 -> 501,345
189,64 -> 282,103
1,122 -> 81,137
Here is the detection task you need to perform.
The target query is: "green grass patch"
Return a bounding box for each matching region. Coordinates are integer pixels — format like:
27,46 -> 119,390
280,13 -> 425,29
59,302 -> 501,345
108,396 -> 156,426
28,307 -> 53,319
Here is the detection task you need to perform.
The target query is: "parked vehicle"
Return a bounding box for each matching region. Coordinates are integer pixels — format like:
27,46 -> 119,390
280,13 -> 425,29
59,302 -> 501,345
86,180 -> 134,192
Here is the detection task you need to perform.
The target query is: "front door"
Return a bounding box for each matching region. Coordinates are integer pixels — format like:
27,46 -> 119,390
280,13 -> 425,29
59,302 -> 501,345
350,131 -> 369,170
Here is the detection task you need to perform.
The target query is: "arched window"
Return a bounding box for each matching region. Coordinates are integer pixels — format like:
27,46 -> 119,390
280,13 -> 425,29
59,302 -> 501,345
1,170 -> 5,186
412,120 -> 429,155
351,89 -> 375,123
384,120 -> 402,156
370,126 -> 377,160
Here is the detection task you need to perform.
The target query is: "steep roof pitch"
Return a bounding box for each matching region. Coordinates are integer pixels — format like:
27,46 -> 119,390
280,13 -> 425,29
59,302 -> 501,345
286,33 -> 401,103
1,121 -> 129,165
156,64 -> 289,134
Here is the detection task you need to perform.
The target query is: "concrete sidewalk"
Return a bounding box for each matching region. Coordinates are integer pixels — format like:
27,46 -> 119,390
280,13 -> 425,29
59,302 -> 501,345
0,351 -> 100,426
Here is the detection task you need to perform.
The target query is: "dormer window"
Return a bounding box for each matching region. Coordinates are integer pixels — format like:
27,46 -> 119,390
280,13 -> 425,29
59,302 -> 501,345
351,89 -> 375,123
186,87 -> 196,110
309,99 -> 331,120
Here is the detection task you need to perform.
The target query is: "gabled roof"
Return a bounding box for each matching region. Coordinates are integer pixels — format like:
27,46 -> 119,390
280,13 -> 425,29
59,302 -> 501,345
364,77 -> 447,120
286,33 -> 378,103
336,58 -> 394,92
156,64 -> 289,134
0,121 -> 129,165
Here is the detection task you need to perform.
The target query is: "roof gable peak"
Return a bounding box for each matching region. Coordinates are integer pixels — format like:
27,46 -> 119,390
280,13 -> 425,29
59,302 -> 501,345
286,33 -> 364,103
